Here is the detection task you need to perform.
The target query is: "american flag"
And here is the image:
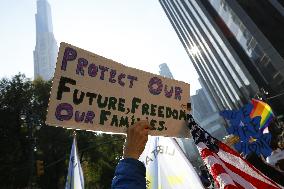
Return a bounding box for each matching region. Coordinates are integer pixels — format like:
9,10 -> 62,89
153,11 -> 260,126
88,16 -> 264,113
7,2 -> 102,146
188,114 -> 283,189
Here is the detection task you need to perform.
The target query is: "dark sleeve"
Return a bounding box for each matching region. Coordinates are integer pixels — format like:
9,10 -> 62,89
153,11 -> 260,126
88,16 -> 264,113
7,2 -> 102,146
246,153 -> 284,187
111,158 -> 146,189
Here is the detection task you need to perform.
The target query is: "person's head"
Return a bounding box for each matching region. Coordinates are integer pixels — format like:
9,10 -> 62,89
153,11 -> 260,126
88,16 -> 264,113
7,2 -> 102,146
268,119 -> 284,150
278,136 -> 284,149
199,165 -> 206,171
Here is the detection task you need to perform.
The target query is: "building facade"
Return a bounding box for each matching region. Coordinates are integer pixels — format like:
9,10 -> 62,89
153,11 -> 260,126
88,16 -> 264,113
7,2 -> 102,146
191,88 -> 227,140
33,0 -> 58,80
159,0 -> 284,117
159,63 -> 174,79
158,63 -> 227,164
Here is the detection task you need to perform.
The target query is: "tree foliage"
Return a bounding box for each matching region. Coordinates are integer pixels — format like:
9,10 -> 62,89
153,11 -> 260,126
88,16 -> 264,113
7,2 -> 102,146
0,74 -> 124,188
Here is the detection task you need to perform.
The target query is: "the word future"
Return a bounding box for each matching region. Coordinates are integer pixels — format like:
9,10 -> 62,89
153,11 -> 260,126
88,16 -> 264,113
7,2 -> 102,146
55,77 -> 189,131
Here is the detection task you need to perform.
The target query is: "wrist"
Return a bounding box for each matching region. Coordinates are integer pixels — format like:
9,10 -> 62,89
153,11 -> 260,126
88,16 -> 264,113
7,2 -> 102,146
123,150 -> 140,159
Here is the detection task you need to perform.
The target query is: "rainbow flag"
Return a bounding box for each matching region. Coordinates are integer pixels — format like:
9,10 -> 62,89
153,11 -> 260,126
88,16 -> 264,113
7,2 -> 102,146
250,99 -> 274,132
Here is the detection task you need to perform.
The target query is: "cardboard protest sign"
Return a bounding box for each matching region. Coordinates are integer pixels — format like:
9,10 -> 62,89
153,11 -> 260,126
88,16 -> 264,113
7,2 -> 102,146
46,42 -> 190,137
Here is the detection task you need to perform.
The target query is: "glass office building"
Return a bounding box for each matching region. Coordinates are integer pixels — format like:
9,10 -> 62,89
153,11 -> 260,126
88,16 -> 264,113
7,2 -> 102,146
159,0 -> 284,117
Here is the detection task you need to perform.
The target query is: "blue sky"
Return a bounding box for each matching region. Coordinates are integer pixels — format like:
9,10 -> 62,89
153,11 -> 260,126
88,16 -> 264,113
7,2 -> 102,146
0,0 -> 201,94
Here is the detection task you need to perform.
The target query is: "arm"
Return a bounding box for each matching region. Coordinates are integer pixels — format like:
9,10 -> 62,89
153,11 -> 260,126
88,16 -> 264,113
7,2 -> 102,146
111,121 -> 149,189
112,158 -> 146,189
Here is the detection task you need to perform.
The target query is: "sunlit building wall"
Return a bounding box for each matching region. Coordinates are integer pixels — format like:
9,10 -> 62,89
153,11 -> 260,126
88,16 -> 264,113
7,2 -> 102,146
206,0 -> 284,116
159,0 -> 260,112
159,0 -> 284,117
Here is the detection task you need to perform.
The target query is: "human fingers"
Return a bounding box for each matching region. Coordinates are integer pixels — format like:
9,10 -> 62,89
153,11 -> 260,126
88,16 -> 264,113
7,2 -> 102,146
134,120 -> 149,130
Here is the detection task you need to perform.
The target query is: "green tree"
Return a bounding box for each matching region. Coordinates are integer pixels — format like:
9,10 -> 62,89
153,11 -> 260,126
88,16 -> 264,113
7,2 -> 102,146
0,74 -> 33,188
0,74 -> 124,188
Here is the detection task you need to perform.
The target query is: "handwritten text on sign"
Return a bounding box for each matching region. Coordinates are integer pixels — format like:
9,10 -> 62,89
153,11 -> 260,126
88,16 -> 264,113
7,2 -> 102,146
46,42 -> 190,137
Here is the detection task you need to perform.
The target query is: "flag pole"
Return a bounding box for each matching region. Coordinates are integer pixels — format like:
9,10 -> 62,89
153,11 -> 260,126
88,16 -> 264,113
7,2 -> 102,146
65,130 -> 84,189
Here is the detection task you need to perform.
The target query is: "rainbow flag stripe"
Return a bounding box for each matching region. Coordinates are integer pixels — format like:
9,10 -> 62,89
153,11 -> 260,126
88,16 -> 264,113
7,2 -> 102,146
250,99 -> 274,132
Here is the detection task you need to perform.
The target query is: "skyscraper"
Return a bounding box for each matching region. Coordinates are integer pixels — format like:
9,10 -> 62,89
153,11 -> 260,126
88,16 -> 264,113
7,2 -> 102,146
159,63 -> 174,79
33,0 -> 58,80
159,0 -> 284,117
191,88 -> 227,140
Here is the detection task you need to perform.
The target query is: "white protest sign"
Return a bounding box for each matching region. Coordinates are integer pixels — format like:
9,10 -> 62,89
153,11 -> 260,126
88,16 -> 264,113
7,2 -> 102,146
139,136 -> 204,189
46,42 -> 190,137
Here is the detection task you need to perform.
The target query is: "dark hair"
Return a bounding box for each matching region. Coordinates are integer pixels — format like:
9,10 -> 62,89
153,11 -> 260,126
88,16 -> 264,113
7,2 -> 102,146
269,119 -> 284,150
275,159 -> 284,171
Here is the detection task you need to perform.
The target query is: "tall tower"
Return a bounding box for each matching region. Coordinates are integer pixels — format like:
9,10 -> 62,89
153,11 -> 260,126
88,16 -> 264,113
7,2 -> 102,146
159,0 -> 284,117
159,63 -> 174,79
33,0 -> 58,80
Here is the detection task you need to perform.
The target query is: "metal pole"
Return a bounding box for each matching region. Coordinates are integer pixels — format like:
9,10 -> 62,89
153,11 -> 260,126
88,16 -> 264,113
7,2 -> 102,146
28,118 -> 35,189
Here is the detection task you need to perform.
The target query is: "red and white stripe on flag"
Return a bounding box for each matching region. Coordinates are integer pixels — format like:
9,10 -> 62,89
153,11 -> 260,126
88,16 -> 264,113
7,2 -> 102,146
197,142 -> 283,189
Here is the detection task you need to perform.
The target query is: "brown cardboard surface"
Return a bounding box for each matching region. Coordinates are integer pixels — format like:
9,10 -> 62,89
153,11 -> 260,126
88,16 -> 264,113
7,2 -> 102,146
46,42 -> 191,137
